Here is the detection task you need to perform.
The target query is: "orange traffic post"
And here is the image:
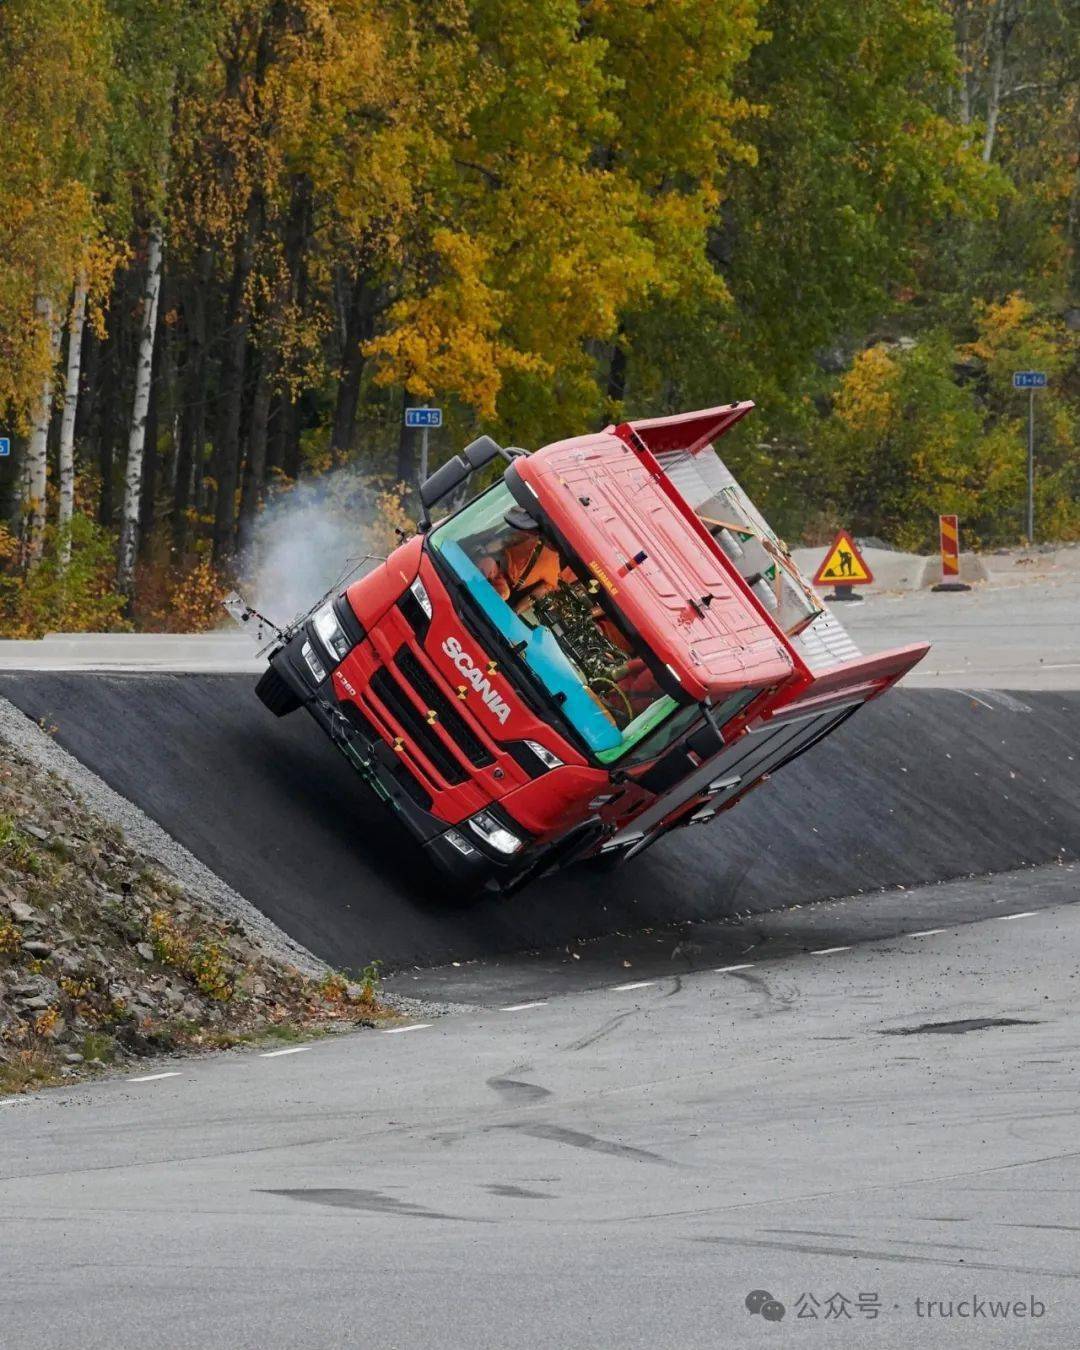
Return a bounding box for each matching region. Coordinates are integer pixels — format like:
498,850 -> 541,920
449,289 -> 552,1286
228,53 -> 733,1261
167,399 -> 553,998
931,513 -> 971,593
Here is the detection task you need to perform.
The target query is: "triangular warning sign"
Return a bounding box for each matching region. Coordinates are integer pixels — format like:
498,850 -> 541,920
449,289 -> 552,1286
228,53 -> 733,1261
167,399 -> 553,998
812,530 -> 873,587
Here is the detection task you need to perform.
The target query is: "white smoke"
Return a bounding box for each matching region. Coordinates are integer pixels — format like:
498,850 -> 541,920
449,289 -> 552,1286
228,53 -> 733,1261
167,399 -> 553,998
241,468 -> 393,627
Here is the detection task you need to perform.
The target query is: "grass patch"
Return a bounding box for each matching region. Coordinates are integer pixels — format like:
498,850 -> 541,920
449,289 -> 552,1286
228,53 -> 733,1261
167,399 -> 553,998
261,1021 -> 306,1043
0,813 -> 55,879
79,1032 -> 118,1063
0,1050 -> 61,1094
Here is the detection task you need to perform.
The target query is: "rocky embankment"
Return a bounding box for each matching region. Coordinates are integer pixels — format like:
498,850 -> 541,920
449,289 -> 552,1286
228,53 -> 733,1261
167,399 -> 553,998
0,737 -> 390,1094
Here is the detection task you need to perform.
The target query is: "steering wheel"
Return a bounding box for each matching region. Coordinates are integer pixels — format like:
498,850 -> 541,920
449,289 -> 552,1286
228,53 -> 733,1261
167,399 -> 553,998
590,676 -> 634,723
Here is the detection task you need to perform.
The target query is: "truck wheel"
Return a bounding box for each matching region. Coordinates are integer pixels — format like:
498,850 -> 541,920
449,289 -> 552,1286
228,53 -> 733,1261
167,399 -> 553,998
255,666 -> 301,717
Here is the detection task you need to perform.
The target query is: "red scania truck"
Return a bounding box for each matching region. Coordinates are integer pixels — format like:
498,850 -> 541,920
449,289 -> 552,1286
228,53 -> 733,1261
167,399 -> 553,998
253,404 -> 929,893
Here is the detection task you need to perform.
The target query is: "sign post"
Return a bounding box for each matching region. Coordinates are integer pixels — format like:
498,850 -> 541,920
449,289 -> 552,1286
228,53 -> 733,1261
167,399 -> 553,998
930,513 -> 970,593
812,529 -> 873,602
404,406 -> 443,484
1012,371 -> 1046,545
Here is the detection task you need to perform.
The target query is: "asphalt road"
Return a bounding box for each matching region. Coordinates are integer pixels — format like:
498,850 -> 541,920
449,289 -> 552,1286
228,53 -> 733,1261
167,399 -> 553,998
1,673 -> 1079,978
2,894 -> 1078,1350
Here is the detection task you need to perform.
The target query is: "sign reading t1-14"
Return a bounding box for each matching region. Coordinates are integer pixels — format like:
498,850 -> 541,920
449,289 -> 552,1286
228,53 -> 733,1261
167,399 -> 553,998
404,407 -> 442,428
1012,371 -> 1047,389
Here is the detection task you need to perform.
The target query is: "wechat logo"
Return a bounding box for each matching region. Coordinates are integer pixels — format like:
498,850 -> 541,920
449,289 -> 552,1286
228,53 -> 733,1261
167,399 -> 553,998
746,1289 -> 786,1322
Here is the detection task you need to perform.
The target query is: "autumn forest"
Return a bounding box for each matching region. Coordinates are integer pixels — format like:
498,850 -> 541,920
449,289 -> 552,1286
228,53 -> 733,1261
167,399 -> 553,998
1,0 -> 1077,634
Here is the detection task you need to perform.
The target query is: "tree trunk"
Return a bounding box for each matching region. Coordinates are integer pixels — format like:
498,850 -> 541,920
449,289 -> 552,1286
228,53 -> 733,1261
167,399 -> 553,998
606,330 -> 628,406
98,331 -> 117,529
396,389 -> 417,483
329,275 -> 377,466
118,224 -> 164,601
982,0 -> 1008,164
57,275 -> 88,564
24,296 -> 61,562
238,349 -> 273,553
174,250 -> 211,558
281,393 -> 301,479
212,208 -> 257,562
139,297 -> 164,551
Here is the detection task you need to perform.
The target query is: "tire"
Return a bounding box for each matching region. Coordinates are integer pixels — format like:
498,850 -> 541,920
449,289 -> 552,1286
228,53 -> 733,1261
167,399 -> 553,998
255,665 -> 302,717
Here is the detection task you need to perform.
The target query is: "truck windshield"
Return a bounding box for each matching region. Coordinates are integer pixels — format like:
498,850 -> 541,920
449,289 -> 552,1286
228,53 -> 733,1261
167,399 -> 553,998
428,483 -> 694,761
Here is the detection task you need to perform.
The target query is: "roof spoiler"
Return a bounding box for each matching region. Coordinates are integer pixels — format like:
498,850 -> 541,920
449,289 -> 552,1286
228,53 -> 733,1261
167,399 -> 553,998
613,401 -> 754,457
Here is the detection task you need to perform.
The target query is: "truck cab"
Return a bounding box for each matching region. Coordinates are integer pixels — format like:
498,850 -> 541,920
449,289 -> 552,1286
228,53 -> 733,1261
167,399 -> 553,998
256,404 -> 928,893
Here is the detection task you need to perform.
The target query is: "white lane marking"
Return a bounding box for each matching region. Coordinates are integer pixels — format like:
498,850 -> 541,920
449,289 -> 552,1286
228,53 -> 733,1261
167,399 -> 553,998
997,911 -> 1038,921
381,1023 -> 432,1034
128,1071 -> 181,1082
500,1002 -> 547,1012
259,1046 -> 309,1058
954,689 -> 995,710
908,928 -> 946,938
611,981 -> 655,992
715,963 -> 754,973
812,946 -> 851,956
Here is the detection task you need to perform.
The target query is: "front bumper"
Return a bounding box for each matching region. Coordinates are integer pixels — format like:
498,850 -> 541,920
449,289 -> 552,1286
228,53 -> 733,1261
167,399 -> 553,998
267,628 -> 521,889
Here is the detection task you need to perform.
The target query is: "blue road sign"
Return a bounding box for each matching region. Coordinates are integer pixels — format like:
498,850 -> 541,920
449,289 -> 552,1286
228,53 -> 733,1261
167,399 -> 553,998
405,406 -> 442,428
0,438 -> 10,458
1013,371 -> 1047,389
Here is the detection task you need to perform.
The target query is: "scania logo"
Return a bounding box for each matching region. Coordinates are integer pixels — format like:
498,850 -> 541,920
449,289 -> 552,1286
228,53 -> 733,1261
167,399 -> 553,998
441,635 -> 511,725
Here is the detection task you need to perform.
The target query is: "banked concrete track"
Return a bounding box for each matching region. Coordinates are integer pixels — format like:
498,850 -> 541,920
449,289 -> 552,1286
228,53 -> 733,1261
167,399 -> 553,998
1,672 -> 1077,975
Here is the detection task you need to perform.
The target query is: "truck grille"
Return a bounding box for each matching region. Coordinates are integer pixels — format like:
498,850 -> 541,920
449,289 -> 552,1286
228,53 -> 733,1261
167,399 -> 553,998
395,647 -> 495,767
369,666 -> 469,786
337,700 -> 434,810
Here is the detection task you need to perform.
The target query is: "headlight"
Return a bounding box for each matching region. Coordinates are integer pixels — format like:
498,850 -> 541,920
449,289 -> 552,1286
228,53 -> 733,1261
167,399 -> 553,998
312,601 -> 352,663
525,740 -> 562,771
301,639 -> 326,684
468,808 -> 523,855
409,577 -> 433,619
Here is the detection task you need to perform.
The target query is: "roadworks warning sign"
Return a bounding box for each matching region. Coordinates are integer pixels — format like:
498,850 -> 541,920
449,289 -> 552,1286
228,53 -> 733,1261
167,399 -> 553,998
813,530 -> 873,587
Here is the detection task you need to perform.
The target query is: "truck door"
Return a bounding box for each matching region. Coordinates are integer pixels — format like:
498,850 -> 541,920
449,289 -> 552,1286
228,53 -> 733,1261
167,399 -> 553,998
606,642 -> 928,859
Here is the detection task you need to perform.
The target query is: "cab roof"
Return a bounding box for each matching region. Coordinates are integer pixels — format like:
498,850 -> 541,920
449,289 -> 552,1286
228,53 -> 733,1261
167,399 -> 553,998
513,405 -> 797,703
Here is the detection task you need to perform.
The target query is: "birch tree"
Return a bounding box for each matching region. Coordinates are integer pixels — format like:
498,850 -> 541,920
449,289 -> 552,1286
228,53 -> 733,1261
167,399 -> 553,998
57,274 -> 88,566
24,296 -> 61,562
117,225 -> 163,599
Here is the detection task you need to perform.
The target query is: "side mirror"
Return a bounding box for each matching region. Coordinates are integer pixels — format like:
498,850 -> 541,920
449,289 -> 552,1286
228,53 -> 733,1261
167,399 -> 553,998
419,455 -> 469,511
462,435 -> 502,470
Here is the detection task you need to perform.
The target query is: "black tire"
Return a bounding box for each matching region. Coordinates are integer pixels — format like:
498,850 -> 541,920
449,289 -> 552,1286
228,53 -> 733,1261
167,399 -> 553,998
255,665 -> 302,717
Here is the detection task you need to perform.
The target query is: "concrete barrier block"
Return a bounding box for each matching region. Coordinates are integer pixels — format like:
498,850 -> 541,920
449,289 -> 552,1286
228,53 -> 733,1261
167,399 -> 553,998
920,552 -> 989,588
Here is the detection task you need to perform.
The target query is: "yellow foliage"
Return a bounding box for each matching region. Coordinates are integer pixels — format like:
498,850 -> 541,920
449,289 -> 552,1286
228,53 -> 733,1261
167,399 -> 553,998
0,919 -> 20,955
833,346 -> 899,434
33,1007 -> 61,1038
136,557 -> 232,634
368,230 -> 547,419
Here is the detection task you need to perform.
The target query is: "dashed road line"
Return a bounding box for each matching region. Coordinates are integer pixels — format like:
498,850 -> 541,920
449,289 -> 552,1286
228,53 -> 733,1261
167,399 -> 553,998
500,1002 -> 548,1012
381,1023 -> 432,1034
714,963 -> 754,973
812,946 -> 851,956
908,928 -> 947,938
997,911 -> 1038,921
128,1071 -> 181,1082
611,981 -> 655,992
954,689 -> 995,710
259,1046 -> 309,1058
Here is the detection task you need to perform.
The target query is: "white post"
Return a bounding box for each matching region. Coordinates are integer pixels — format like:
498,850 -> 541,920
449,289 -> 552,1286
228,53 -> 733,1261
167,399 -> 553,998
1026,387 -> 1035,546
420,423 -> 430,485
118,224 -> 163,599
58,274 -> 88,567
